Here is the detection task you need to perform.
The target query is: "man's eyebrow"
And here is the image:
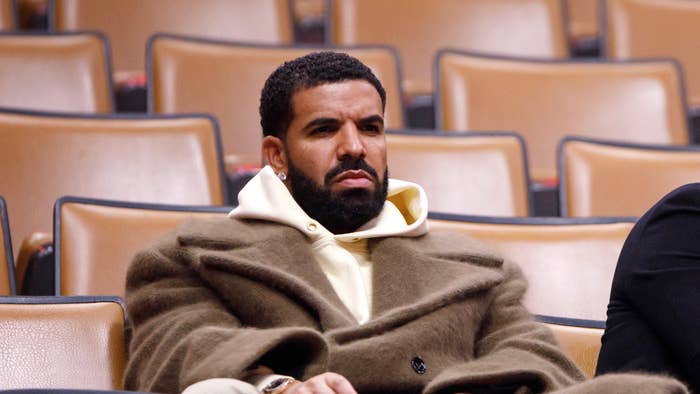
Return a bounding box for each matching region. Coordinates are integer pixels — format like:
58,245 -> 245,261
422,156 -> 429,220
303,117 -> 339,130
359,115 -> 384,125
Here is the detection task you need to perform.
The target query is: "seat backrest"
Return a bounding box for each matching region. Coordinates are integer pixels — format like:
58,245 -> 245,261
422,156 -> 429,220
55,197 -> 231,296
387,130 -> 532,216
605,0 -> 700,107
436,51 -> 689,182
329,0 -> 568,96
560,137 -> 700,217
52,0 -> 293,77
0,296 -> 126,389
428,215 -> 635,321
148,34 -> 405,168
0,0 -> 15,31
566,0 -> 600,43
0,196 -> 15,295
539,315 -> 604,378
0,109 -> 228,254
0,32 -> 113,112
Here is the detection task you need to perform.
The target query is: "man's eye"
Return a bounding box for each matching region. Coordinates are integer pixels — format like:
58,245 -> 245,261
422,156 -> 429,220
362,124 -> 381,132
311,126 -> 331,134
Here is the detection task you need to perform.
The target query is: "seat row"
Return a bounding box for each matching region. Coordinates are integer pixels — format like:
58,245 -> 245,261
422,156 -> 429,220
0,32 -> 694,179
5,0 -> 700,101
0,0 -> 569,92
3,0 -> 698,106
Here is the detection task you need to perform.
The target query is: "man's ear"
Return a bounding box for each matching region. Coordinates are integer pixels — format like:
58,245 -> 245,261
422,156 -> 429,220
262,135 -> 288,175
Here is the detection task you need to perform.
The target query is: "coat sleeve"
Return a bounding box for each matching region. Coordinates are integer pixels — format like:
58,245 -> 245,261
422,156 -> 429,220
424,259 -> 586,394
123,233 -> 328,394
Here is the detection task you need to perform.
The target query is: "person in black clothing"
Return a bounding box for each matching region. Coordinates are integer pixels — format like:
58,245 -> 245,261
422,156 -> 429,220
597,182 -> 700,392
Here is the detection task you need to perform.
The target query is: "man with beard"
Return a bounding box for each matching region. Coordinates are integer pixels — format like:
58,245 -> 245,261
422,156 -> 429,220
124,52 -> 687,394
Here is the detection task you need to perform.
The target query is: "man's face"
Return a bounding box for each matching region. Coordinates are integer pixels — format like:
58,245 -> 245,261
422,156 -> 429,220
276,80 -> 388,233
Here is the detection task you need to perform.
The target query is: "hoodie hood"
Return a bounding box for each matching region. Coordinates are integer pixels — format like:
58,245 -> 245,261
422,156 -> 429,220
229,166 -> 428,241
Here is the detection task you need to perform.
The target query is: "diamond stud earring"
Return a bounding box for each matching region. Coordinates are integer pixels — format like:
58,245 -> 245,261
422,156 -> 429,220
277,172 -> 287,181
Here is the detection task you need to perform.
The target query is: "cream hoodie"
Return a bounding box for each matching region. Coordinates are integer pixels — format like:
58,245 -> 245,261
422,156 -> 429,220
229,165 -> 429,324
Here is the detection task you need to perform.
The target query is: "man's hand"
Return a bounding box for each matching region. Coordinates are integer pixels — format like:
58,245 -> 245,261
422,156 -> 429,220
282,372 -> 357,394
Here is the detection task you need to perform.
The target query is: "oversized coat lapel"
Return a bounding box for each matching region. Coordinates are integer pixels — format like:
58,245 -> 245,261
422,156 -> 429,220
326,231 -> 506,342
176,218 -> 357,330
370,232 -> 505,317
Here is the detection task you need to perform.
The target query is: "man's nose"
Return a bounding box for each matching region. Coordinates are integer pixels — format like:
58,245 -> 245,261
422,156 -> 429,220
336,124 -> 366,159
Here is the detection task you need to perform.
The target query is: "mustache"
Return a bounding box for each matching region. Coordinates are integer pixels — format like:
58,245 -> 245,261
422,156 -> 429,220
324,158 -> 379,185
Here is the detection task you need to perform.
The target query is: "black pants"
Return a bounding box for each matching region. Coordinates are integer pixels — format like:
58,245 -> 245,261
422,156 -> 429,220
596,183 -> 700,392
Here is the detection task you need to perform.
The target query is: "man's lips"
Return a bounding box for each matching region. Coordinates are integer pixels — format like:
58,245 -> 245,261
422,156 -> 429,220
333,170 -> 373,188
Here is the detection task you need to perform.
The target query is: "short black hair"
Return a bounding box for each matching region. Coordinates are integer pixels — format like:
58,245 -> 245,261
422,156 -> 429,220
259,51 -> 387,138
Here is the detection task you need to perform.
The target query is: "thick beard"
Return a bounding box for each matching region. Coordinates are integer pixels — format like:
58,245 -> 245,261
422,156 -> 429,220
287,157 -> 388,234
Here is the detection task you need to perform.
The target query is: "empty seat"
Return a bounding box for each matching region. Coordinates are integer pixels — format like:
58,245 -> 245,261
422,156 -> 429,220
54,197 -> 231,296
538,315 -> 605,378
148,34 -> 405,169
51,0 -> 294,83
0,296 -> 126,389
428,214 -> 635,321
386,130 -> 532,216
560,137 -> 700,217
0,32 -> 113,112
329,0 -> 569,97
605,0 -> 700,108
0,196 -> 15,295
0,0 -> 15,31
0,109 -> 228,261
436,51 -> 690,182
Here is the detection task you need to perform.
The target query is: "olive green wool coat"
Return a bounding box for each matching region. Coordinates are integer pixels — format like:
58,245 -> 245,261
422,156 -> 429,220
124,218 -> 686,394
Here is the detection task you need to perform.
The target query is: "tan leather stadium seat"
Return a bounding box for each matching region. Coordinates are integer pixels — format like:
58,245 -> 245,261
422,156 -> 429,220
605,0 -> 700,108
428,215 -> 635,321
0,196 -> 15,295
52,0 -> 293,83
387,130 -> 532,216
149,34 -> 405,169
566,0 -> 600,47
55,197 -> 231,297
0,296 -> 126,389
540,316 -> 604,378
0,109 -> 228,261
560,137 -> 700,217
437,51 -> 689,182
329,0 -> 569,97
0,0 -> 15,31
0,32 -> 113,112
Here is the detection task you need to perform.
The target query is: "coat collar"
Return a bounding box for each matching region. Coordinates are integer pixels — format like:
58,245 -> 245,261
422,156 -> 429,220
176,218 -> 505,337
